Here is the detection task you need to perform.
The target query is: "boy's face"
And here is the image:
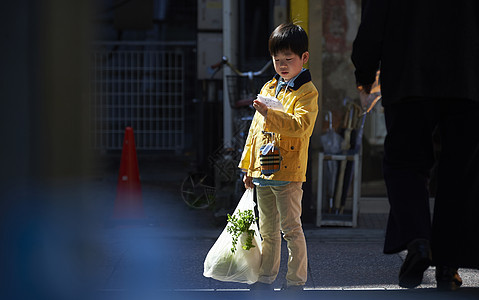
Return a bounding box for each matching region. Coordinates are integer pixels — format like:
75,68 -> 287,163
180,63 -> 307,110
272,49 -> 309,82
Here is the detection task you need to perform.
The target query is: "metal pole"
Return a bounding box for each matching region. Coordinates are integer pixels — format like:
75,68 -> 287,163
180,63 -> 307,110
222,0 -> 232,147
222,0 -> 237,147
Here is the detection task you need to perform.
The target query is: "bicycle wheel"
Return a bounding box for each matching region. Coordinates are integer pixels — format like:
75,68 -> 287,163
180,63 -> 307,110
181,172 -> 216,209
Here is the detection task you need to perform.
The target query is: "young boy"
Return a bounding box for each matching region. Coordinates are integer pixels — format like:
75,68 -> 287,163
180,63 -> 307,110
238,23 -> 319,290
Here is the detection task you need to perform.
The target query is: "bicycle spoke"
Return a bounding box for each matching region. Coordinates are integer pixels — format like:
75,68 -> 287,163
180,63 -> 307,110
190,196 -> 203,206
188,175 -> 196,187
198,174 -> 208,184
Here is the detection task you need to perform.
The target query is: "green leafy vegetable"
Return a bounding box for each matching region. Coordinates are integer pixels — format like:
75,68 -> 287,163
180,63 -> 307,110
226,210 -> 257,253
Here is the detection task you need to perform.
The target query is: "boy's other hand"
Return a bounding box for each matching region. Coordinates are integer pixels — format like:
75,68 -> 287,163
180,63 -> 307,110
253,99 -> 268,117
243,175 -> 254,189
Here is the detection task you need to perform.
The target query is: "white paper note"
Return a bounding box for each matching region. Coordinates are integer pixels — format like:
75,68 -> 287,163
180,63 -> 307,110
256,95 -> 284,112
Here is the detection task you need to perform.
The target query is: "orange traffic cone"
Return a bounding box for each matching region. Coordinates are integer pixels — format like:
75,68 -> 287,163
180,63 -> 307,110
112,127 -> 145,222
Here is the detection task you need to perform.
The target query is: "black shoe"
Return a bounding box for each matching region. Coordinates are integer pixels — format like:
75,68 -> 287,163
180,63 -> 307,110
436,266 -> 462,291
398,239 -> 432,288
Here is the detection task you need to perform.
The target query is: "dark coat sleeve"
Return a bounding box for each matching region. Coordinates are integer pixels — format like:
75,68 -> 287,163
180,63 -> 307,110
351,0 -> 390,86
352,0 -> 479,104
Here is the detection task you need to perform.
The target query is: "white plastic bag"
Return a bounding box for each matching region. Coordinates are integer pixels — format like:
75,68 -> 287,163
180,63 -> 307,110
203,189 -> 262,284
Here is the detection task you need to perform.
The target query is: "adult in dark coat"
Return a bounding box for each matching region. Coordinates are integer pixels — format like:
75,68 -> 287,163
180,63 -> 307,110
351,0 -> 479,290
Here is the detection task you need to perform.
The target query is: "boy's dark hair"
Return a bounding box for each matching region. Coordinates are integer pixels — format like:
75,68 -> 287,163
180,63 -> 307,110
268,23 -> 309,57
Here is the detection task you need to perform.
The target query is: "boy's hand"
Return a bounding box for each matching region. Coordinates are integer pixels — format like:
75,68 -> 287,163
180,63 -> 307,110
243,174 -> 254,189
253,99 -> 268,117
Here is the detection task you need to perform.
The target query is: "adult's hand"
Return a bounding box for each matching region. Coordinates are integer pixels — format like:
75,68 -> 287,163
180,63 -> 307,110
358,83 -> 373,95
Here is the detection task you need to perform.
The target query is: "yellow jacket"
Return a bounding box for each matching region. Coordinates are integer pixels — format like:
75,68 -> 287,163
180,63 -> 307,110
238,70 -> 319,182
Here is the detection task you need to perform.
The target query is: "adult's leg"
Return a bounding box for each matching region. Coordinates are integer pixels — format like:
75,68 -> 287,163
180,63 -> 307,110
273,182 -> 307,286
256,186 -> 281,284
432,99 -> 479,269
382,100 -> 439,254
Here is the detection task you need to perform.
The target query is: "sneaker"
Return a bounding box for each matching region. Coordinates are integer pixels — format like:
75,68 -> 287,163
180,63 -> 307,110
250,282 -> 273,291
281,283 -> 304,291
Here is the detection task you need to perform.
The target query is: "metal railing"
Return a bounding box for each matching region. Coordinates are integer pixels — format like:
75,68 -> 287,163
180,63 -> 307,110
90,41 -> 194,151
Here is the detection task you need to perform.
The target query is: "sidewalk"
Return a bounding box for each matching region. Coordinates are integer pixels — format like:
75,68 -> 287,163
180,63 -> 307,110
90,155 -> 479,299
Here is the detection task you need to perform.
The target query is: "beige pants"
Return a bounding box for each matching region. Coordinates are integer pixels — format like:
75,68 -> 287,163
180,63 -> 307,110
256,182 -> 307,286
